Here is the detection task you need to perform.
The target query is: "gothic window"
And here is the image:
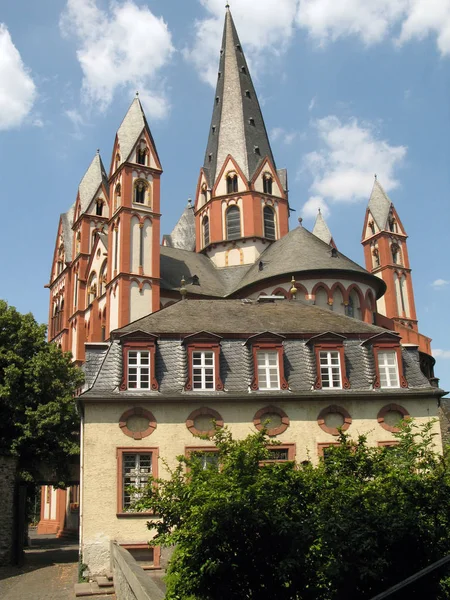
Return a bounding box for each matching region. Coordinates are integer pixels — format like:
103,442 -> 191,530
369,221 -> 376,235
96,199 -> 103,216
99,260 -> 107,296
263,206 -> 276,240
134,180 -> 147,204
226,205 -> 241,240
87,273 -> 97,305
115,153 -> 121,170
388,216 -> 397,232
226,174 -> 238,194
347,295 -> 354,318
314,287 -> 329,309
114,183 -> 121,211
137,148 -> 147,165
372,248 -> 380,268
201,186 -> 208,205
263,175 -> 273,195
391,243 -> 400,264
75,232 -> 81,255
203,216 -> 210,247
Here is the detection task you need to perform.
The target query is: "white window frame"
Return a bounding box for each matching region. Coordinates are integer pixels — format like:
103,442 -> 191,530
378,351 -> 400,388
257,350 -> 280,390
127,350 -> 150,390
192,350 -> 215,391
319,351 -> 342,389
122,452 -> 153,511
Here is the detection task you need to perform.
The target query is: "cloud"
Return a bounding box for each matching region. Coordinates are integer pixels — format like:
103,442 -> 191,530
60,0 -> 174,118
0,24 -> 36,130
433,349 -> 450,359
301,116 -> 406,215
431,278 -> 450,288
65,108 -> 87,140
308,96 -> 316,111
270,126 -> 299,145
185,0 -> 299,86
296,0 -> 450,56
302,195 -> 330,218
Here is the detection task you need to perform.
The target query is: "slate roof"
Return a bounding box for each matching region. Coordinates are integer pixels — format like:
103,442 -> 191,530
368,178 -> 392,230
78,153 -> 109,214
203,7 -> 276,186
114,298 -> 388,337
312,210 -> 334,246
117,97 -> 161,166
162,201 -> 196,251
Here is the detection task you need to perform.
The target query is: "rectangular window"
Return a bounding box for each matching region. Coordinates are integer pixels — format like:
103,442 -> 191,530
319,351 -> 342,389
188,449 -> 219,470
122,452 -> 153,511
257,350 -> 280,390
127,350 -> 150,389
192,351 -> 215,390
378,351 -> 399,388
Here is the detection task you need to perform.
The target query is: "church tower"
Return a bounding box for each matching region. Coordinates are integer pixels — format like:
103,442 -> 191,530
106,96 -> 162,334
194,6 -> 290,267
361,178 -> 418,331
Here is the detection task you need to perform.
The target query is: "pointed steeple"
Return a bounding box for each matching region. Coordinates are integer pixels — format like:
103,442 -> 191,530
203,7 -> 276,186
115,97 -> 161,166
312,209 -> 335,248
78,153 -> 108,213
368,177 -> 392,230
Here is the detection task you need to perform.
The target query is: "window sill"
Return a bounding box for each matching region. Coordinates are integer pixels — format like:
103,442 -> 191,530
116,512 -> 156,518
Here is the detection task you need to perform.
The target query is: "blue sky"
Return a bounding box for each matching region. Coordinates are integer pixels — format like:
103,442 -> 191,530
1,0 -> 449,387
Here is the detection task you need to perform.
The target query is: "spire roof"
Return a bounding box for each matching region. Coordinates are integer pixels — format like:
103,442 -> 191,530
116,97 -> 160,165
203,8 -> 276,186
368,178 -> 392,230
78,153 -> 108,213
312,210 -> 334,246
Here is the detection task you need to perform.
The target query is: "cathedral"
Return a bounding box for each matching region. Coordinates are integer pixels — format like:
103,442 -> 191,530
41,7 -> 443,576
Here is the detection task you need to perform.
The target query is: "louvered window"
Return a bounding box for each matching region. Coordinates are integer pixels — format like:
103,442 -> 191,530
319,351 -> 342,389
263,177 -> 273,194
122,453 -> 152,510
226,206 -> 241,240
203,216 -> 210,246
127,350 -> 150,389
192,351 -> 215,390
263,206 -> 276,240
226,175 -> 238,194
378,351 -> 399,388
257,350 -> 280,390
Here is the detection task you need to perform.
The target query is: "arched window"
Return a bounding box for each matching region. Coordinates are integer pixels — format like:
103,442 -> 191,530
114,183 -> 121,211
263,175 -> 273,195
226,206 -> 241,240
58,299 -> 64,333
332,288 -> 345,315
99,260 -> 107,296
372,247 -> 380,268
203,216 -> 210,247
347,290 -> 361,319
369,221 -> 376,235
87,273 -> 97,305
388,215 -> 397,232
201,186 -> 208,205
115,153 -> 121,170
75,232 -> 81,255
391,243 -> 400,264
263,206 -> 276,240
314,287 -> 328,308
134,180 -> 147,204
137,148 -> 147,165
226,174 -> 238,194
96,199 -> 103,216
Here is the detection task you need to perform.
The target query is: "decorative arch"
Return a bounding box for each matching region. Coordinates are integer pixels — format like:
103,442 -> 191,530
311,282 -> 331,307
87,272 -> 97,305
225,205 -> 241,240
271,287 -> 288,298
133,179 -> 149,205
346,284 -> 364,320
226,171 -> 238,194
225,246 -> 243,266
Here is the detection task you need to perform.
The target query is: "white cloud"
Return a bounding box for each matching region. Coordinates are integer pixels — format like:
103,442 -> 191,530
0,24 -> 36,130
308,96 -> 316,111
302,195 -> 330,218
65,108 -> 87,140
185,0 -> 299,86
433,349 -> 450,359
270,126 -> 299,145
296,0 -> 450,56
60,0 -> 174,118
302,116 -> 406,213
432,278 -> 450,288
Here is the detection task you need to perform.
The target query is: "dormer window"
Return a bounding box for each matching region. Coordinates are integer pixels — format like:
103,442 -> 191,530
96,199 -> 103,216
361,333 -> 407,389
183,332 -> 224,392
226,173 -> 238,194
120,334 -> 158,391
307,332 -> 350,390
263,174 -> 273,195
137,147 -> 147,165
378,351 -> 399,388
247,332 -> 288,391
263,205 -> 276,240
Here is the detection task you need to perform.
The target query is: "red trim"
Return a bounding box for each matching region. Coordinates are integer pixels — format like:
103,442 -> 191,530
317,442 -> 340,458
372,343 -> 407,389
313,342 -> 350,390
184,332 -> 223,391
120,339 -> 158,391
119,543 -> 161,569
247,333 -> 288,391
253,405 -> 290,436
186,407 -> 224,437
263,443 -> 296,463
317,405 -> 352,436
116,447 -> 159,516
119,407 -> 157,440
377,404 -> 410,433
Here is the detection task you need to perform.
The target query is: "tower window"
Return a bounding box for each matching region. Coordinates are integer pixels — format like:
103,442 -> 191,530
369,221 -> 376,235
388,216 -> 397,232
245,90 -> 251,98
372,248 -> 380,267
263,206 -> 276,240
96,200 -> 103,216
215,97 -> 220,105
134,180 -> 147,204
226,205 -> 241,240
203,216 -> 210,247
263,176 -> 273,195
391,243 -> 400,264
240,66 -> 246,74
249,117 -> 255,126
208,153 -> 212,163
137,148 -> 147,165
218,72 -> 221,79
212,126 -> 216,134
115,153 -> 121,169
226,174 -> 238,194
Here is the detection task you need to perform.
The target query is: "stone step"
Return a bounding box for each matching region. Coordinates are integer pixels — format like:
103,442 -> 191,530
105,571 -> 114,581
96,576 -> 114,588
75,582 -> 115,597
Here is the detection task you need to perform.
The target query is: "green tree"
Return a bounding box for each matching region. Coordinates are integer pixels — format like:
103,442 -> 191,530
0,300 -> 84,483
136,421 -> 450,600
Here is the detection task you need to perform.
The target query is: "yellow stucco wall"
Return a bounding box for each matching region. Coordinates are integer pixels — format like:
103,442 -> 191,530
82,396 -> 441,574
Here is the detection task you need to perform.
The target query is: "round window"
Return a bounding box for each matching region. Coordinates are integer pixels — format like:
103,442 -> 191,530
119,407 -> 156,439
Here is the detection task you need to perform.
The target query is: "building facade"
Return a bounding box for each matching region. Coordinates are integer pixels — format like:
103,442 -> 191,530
44,7 -> 444,571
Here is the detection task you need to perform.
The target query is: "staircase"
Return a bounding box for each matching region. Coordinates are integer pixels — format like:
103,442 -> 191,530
74,571 -> 115,598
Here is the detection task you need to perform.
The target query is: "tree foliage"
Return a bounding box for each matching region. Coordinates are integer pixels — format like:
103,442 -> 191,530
136,421 -> 450,600
0,300 -> 84,483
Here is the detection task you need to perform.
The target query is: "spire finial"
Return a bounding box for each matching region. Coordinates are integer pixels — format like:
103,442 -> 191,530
290,276 -> 298,300
374,173 -> 377,180
96,148 -> 100,155
225,2 -> 230,9
135,90 -> 139,97
298,217 -> 303,227
318,207 -> 321,214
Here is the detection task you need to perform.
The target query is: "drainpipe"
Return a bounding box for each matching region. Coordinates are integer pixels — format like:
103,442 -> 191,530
78,401 -> 84,566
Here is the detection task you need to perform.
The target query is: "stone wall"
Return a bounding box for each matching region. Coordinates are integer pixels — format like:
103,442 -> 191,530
0,456 -> 17,565
111,542 -> 164,600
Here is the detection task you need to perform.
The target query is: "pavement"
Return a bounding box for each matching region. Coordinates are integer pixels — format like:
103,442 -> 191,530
0,532 -> 79,600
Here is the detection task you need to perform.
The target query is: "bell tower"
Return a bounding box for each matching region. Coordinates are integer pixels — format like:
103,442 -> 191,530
362,177 -> 418,331
194,6 -> 290,268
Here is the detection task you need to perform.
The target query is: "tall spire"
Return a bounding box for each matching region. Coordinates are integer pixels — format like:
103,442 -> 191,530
312,209 -> 336,248
115,97 -> 161,167
203,8 -> 276,186
368,178 -> 392,230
